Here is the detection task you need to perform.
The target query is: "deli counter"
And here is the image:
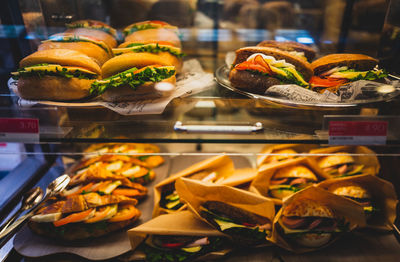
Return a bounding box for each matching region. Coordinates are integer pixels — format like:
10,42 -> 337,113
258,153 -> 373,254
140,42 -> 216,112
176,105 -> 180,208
0,0 -> 400,261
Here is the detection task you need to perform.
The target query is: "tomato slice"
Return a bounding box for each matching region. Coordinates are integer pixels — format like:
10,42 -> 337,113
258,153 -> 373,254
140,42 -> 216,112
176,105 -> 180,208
112,188 -> 140,197
53,208 -> 94,227
235,55 -> 273,75
309,76 -> 348,88
149,20 -> 169,26
254,55 -> 273,75
69,182 -> 94,196
108,204 -> 140,222
84,205 -> 117,223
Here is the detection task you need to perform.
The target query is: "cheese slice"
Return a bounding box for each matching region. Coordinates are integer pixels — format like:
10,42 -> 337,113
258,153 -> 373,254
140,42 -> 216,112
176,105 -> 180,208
106,161 -> 123,172
285,67 -> 309,86
122,166 -> 141,177
31,212 -> 62,223
214,218 -> 246,231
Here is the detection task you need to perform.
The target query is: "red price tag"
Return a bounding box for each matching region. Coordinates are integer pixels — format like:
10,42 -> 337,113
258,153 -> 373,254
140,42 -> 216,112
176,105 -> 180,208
329,121 -> 387,145
0,118 -> 39,142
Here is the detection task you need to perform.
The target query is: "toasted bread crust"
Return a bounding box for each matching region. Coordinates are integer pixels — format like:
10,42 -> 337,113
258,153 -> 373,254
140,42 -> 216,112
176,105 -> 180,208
17,76 -> 94,101
19,49 -> 101,75
273,165 -> 317,180
257,40 -> 316,61
233,46 -> 313,81
229,68 -> 280,94
311,53 -> 378,75
283,199 -> 334,218
125,28 -> 181,48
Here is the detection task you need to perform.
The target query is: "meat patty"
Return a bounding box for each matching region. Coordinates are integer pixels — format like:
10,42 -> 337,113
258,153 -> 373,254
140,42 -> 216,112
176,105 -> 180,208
229,69 -> 281,94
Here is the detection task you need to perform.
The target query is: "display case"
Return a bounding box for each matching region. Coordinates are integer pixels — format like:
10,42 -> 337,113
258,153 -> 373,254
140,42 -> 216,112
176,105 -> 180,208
0,0 -> 400,261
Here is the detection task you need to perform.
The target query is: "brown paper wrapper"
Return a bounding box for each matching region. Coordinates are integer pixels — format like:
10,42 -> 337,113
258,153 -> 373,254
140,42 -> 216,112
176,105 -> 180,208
175,177 -> 275,244
219,167 -> 258,187
127,211 -> 230,261
257,144 -> 318,167
309,146 -> 380,178
317,174 -> 398,231
249,157 -> 326,205
152,155 -> 235,217
270,186 -> 366,253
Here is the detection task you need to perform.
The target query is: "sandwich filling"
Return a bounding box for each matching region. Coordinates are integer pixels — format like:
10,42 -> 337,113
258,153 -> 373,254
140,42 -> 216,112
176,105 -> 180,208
66,21 -> 117,38
200,206 -> 271,243
43,35 -> 112,54
322,163 -> 364,178
310,66 -> 387,93
142,235 -> 227,262
123,20 -> 178,36
233,54 -> 309,88
113,43 -> 184,57
11,64 -> 98,80
90,66 -> 176,95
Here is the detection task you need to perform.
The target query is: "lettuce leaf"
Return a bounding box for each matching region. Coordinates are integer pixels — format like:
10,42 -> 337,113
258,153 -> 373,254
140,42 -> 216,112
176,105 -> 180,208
12,65 -> 98,80
117,43 -> 185,58
123,24 -> 159,36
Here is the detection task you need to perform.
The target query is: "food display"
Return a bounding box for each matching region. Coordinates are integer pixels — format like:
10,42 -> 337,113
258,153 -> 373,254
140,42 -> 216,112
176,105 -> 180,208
257,144 -> 317,167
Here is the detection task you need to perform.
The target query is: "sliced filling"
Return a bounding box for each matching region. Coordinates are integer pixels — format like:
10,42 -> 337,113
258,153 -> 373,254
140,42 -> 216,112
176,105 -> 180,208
66,22 -> 117,37
11,64 -> 98,80
90,66 -> 176,95
113,43 -> 184,57
200,206 -> 271,243
269,176 -> 316,193
142,235 -> 226,262
233,53 -> 309,88
43,35 -> 111,54
310,66 -> 387,93
322,163 -> 364,178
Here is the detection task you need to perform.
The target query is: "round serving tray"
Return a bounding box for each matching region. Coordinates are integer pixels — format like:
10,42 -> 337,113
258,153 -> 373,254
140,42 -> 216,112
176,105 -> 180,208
215,65 -> 400,110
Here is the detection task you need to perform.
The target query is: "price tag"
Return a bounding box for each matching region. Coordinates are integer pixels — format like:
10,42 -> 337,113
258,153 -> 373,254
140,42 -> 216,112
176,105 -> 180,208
329,121 -> 387,145
0,118 -> 39,142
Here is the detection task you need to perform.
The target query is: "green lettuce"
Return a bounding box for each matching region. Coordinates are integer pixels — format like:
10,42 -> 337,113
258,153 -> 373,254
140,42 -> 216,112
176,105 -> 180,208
12,64 -> 98,80
116,43 -> 185,58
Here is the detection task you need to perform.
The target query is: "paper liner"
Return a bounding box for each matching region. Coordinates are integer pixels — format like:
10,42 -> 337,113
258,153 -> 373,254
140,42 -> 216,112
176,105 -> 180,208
309,146 -> 380,178
127,211 -> 230,261
152,155 -> 235,217
317,174 -> 398,231
249,157 -> 327,205
270,186 -> 366,253
257,144 -> 318,167
175,177 -> 275,245
219,167 -> 258,187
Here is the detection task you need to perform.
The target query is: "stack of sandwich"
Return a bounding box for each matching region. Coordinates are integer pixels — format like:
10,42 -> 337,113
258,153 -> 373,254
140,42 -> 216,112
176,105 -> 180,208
11,19 -> 183,102
228,40 -> 388,95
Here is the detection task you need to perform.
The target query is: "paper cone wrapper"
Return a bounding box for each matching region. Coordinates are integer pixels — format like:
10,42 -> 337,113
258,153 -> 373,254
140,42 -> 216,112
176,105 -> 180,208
219,167 -> 258,187
257,144 -> 318,167
309,146 -> 380,178
270,186 -> 366,253
175,177 -> 275,244
153,155 -> 234,217
249,157 -> 326,205
127,211 -> 230,260
317,174 -> 398,230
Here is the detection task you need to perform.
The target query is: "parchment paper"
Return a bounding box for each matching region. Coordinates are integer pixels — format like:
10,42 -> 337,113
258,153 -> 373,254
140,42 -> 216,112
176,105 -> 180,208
271,186 -> 366,253
257,144 -> 319,167
317,174 -> 398,230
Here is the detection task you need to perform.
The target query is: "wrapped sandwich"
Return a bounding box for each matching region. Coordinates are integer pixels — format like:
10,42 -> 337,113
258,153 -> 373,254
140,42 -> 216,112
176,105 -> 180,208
271,186 -> 366,252
123,20 -> 181,48
310,146 -> 380,179
257,144 -> 318,167
39,33 -> 113,66
175,177 -> 275,246
127,211 -> 232,262
11,49 -> 100,101
66,19 -> 118,48
229,46 -> 313,94
153,155 -> 234,217
91,52 -> 176,101
250,157 -> 325,204
317,174 -> 398,230
310,53 -> 387,93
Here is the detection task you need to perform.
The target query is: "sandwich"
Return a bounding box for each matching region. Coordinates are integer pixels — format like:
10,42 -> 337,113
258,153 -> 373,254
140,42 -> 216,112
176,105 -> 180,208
310,53 -> 387,93
11,49 -> 100,101
114,41 -> 184,73
229,46 -> 313,94
123,21 -> 181,48
128,211 -> 231,262
328,183 -> 377,219
277,199 -> 348,248
90,53 -> 176,101
66,20 -> 118,48
317,153 -> 364,178
262,148 -> 298,165
29,193 -> 141,240
257,40 -> 316,62
39,33 -> 113,66
268,165 -> 318,199
199,201 -> 272,245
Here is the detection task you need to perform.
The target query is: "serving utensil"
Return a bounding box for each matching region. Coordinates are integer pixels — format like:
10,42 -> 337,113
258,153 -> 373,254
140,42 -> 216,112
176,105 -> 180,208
0,174 -> 70,246
0,187 -> 43,235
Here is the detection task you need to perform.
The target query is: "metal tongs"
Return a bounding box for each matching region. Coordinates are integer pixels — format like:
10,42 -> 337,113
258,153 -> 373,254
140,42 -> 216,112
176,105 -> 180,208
0,174 -> 70,246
